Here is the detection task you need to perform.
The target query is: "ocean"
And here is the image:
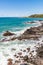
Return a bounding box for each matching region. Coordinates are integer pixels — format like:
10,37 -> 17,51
0,17 -> 43,65
0,17 -> 43,33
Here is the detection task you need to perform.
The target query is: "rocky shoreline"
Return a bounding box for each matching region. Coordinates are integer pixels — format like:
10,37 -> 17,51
0,21 -> 43,65
1,23 -> 43,42
7,44 -> 43,65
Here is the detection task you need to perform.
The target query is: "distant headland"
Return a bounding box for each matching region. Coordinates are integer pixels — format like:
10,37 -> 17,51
27,14 -> 43,18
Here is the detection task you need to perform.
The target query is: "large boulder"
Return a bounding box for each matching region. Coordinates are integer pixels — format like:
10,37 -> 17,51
3,31 -> 15,36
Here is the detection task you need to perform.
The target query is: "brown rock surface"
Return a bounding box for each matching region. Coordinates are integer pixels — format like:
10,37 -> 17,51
17,24 -> 43,40
3,31 -> 15,36
7,58 -> 13,65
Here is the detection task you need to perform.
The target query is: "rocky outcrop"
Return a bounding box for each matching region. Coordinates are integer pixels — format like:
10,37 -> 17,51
3,31 -> 15,36
1,24 -> 43,42
17,24 -> 43,40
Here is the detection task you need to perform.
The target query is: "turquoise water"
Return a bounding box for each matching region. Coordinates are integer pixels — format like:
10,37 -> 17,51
0,17 -> 43,33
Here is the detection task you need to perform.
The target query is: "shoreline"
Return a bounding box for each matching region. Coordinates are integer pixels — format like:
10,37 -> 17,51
0,20 -> 41,42
0,20 -> 43,65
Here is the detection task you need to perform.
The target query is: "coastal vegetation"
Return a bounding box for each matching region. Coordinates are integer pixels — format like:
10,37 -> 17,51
28,14 -> 43,18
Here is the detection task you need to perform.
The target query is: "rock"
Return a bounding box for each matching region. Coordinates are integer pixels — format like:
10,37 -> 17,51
23,55 -> 28,61
18,52 -> 22,56
16,56 -> 19,58
27,48 -> 30,52
7,61 -> 13,65
11,48 -> 16,51
36,45 -> 43,58
24,21 -> 35,25
11,37 -> 16,40
32,57 -> 43,65
3,31 -> 15,36
1,38 -> 10,42
31,50 -> 34,53
14,54 -> 19,58
20,56 -> 23,58
23,29 -> 36,35
23,50 -> 26,52
15,60 -> 21,63
14,54 -> 17,57
7,58 -> 13,65
17,24 -> 43,40
7,58 -> 13,61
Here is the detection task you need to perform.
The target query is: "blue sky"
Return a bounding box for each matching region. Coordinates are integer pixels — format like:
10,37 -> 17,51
0,0 -> 43,17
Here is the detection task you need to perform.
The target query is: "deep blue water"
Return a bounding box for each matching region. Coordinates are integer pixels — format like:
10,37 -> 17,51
0,17 -> 43,32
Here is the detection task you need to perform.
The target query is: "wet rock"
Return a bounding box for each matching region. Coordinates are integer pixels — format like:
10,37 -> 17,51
18,52 -> 22,56
14,54 -> 17,57
3,31 -> 15,36
20,56 -> 23,58
11,37 -> 16,40
32,57 -> 43,65
23,29 -> 36,35
36,45 -> 43,58
27,48 -> 30,52
23,55 -> 28,61
1,38 -> 10,42
7,58 -> 13,65
15,60 -> 21,63
7,58 -> 13,61
14,54 -> 19,58
31,50 -> 34,53
16,56 -> 19,58
7,61 -> 13,65
17,24 -> 43,40
23,50 -> 26,52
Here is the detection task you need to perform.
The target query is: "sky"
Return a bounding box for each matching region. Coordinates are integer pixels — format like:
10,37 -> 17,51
0,0 -> 43,17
